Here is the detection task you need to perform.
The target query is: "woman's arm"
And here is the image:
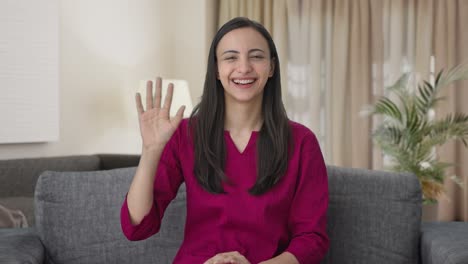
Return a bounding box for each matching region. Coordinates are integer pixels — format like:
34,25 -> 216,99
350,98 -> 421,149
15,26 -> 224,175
126,147 -> 163,225
121,78 -> 185,240
121,137 -> 184,241
283,132 -> 330,263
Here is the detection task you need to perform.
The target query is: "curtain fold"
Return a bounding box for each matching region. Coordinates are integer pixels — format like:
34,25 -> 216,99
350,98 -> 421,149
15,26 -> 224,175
457,0 -> 468,221
348,0 -> 372,168
287,0 -> 374,166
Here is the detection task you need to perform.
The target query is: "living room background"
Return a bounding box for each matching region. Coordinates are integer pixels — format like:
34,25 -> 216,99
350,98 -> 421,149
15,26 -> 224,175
1,0 -> 467,221
0,0 -> 217,159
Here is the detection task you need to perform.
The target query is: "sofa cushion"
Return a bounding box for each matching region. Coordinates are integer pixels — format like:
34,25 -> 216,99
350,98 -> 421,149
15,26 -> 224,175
322,166 -> 422,264
0,227 -> 44,264
35,167 -> 186,264
421,222 -> 468,264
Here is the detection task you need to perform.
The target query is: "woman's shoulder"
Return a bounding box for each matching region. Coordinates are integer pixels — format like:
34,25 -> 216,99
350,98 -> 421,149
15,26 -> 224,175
287,120 -> 318,141
172,118 -> 189,132
287,120 -> 322,155
167,118 -> 191,146
179,118 -> 190,129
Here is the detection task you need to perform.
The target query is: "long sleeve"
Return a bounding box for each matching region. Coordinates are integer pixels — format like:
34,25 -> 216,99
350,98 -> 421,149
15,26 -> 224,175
285,133 -> 329,264
120,125 -> 185,241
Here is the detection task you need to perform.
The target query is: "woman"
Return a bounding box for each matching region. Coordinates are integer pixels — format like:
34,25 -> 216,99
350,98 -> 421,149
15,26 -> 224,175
121,17 -> 329,264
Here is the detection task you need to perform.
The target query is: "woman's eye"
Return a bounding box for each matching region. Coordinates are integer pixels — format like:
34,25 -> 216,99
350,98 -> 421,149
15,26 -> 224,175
225,57 -> 236,61
251,55 -> 264,59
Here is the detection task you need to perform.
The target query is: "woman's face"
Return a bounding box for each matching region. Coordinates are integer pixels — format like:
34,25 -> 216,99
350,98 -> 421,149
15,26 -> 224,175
216,27 -> 274,107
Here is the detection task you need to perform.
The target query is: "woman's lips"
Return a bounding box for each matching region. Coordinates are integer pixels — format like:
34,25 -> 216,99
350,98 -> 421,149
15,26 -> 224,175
231,78 -> 256,89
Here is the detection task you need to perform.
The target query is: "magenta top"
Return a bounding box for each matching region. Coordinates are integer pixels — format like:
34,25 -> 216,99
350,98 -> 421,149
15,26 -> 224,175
121,119 -> 329,264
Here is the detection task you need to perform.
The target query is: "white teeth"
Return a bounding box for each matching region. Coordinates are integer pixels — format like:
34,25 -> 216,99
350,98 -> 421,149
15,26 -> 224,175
233,79 -> 255,84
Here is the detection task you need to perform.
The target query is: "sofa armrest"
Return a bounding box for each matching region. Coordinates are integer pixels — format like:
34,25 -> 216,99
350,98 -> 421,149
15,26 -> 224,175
96,154 -> 140,170
420,222 -> 468,264
0,227 -> 44,264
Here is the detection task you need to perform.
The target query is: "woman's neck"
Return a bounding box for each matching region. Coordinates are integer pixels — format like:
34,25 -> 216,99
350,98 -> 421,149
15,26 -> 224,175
224,101 -> 263,133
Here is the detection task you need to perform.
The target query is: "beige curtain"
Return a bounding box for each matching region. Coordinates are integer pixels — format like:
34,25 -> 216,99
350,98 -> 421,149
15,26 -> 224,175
218,0 -> 289,98
286,0 -> 468,221
381,0 -> 468,221
432,0 -> 468,221
217,0 -> 468,221
285,0 -> 373,167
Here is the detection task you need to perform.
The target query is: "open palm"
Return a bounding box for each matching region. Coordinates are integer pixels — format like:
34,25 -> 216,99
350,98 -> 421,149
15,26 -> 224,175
136,77 -> 185,151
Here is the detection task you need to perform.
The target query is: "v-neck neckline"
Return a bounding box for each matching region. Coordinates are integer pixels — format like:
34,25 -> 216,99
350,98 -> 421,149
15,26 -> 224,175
224,131 -> 258,155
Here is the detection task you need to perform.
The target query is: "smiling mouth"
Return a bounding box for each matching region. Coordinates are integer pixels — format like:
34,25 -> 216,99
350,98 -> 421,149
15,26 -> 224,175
232,78 -> 256,85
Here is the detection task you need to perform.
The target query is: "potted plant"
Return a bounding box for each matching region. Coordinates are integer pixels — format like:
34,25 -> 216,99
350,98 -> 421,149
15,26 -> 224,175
364,64 -> 468,204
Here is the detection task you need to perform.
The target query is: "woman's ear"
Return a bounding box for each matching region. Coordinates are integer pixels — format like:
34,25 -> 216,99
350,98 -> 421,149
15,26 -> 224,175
269,58 -> 276,77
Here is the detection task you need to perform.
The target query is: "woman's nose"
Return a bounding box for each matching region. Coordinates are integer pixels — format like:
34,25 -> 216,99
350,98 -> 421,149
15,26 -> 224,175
236,57 -> 252,73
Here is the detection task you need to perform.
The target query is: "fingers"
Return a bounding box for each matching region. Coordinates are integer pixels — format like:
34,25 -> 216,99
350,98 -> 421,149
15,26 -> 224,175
203,252 -> 249,264
135,93 -> 144,115
154,77 -> 162,109
204,256 -> 237,264
145,80 -> 153,110
172,105 -> 186,125
138,77 -> 178,118
162,82 -> 174,112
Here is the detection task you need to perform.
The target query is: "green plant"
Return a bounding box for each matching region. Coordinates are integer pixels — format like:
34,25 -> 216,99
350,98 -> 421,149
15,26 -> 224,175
365,64 -> 468,204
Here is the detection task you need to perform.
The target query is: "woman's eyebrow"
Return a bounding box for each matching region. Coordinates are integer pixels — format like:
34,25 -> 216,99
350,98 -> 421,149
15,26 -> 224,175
249,48 -> 265,53
221,48 -> 265,55
222,50 -> 239,55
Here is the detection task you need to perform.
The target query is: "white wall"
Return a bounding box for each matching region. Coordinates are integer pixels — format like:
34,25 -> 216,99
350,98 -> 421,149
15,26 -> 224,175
0,0 -> 215,159
0,0 -> 60,144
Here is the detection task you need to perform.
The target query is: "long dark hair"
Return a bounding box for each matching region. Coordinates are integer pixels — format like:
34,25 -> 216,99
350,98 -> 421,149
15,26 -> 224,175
189,17 -> 291,195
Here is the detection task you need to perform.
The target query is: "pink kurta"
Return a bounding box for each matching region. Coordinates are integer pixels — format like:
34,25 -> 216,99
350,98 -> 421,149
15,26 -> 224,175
121,119 -> 329,264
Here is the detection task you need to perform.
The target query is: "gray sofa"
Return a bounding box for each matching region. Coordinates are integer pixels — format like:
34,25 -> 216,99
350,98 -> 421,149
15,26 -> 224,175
0,154 -> 140,227
1,155 -> 468,264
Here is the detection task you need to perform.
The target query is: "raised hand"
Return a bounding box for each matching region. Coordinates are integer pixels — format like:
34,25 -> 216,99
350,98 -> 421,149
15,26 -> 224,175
135,77 -> 185,152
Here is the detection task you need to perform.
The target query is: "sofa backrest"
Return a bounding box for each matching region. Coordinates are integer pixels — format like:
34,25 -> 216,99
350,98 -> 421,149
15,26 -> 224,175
0,154 -> 141,198
0,154 -> 140,226
35,167 -> 186,264
0,155 -> 101,198
323,166 -> 421,264
34,165 -> 422,264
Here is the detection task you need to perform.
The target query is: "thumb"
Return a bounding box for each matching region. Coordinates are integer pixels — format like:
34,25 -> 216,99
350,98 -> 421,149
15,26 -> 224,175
172,105 -> 186,125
